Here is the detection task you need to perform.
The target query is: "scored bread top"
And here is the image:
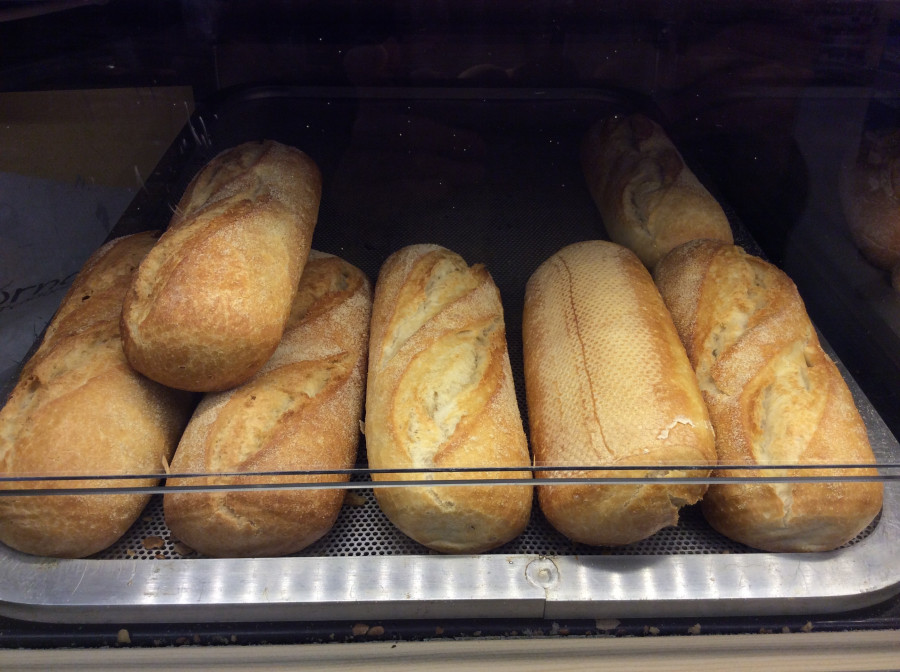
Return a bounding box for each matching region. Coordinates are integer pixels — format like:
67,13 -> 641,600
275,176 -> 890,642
581,114 -> 733,268
366,244 -> 529,474
653,239 -> 883,551
364,244 -> 532,553
0,232 -> 192,558
23,231 -> 161,377
2,232 -> 182,482
169,251 -> 370,476
121,140 -> 322,392
653,239 -> 875,470
163,251 -> 372,557
184,251 -> 370,476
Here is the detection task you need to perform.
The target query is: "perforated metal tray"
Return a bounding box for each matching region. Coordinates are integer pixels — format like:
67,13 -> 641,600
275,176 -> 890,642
0,458 -> 897,623
1,87 -> 899,624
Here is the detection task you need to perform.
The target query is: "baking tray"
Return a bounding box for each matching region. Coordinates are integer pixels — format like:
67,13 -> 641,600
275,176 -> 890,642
1,86 -> 898,623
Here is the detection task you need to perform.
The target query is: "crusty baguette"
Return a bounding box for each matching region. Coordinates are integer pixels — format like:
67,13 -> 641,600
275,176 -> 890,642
523,240 -> 717,546
839,128 -> 900,288
121,140 -> 322,392
581,113 -> 733,269
164,251 -> 372,557
653,239 -> 883,552
0,232 -> 192,558
365,244 -> 532,554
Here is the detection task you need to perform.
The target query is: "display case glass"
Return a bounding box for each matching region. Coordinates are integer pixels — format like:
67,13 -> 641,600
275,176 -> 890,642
0,0 -> 898,653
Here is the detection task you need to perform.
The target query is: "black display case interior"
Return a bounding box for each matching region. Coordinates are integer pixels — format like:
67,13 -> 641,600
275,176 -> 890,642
1,0 -> 900,652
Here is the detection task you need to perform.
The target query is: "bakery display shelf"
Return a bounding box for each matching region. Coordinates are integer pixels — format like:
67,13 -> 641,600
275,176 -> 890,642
1,86 -> 899,624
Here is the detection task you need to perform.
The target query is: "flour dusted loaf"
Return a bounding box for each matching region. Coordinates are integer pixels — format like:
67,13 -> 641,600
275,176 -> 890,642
0,232 -> 192,558
581,113 -> 733,268
523,240 -> 716,546
654,239 -> 883,552
164,251 -> 372,557
365,244 -> 532,554
122,140 -> 322,392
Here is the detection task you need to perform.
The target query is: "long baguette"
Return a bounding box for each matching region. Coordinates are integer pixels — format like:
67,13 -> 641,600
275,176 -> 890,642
164,251 -> 372,557
0,232 -> 192,558
653,239 -> 883,552
365,244 -> 532,554
122,140 -> 322,392
523,240 -> 716,546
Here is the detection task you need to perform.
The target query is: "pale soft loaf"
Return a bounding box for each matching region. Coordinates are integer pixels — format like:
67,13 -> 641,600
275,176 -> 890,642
0,232 -> 192,558
654,239 -> 883,552
523,240 -> 717,546
365,244 -> 532,554
581,113 -> 733,269
164,251 -> 372,557
121,140 -> 322,392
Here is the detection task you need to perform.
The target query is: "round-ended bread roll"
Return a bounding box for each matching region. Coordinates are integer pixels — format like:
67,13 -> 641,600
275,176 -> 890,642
654,239 -> 883,552
0,232 -> 192,558
581,114 -> 733,269
122,140 -> 322,392
365,244 -> 532,554
522,240 -> 716,546
164,251 -> 372,557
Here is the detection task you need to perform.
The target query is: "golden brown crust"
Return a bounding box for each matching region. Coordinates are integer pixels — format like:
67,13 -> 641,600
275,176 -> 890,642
654,239 -> 883,552
163,252 -> 372,557
121,140 -> 322,392
365,244 -> 532,554
523,241 -> 716,546
0,232 -> 192,558
581,114 -> 733,269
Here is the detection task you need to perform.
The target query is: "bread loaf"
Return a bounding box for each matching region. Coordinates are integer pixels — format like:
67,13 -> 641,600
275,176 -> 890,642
839,129 -> 900,288
581,113 -> 733,268
164,251 -> 372,557
523,241 -> 717,546
365,244 -> 532,554
122,140 -> 322,392
653,239 -> 883,552
0,232 -> 192,558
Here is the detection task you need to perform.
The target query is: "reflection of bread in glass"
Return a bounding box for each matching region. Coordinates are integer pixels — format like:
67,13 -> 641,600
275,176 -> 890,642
839,130 -> 900,287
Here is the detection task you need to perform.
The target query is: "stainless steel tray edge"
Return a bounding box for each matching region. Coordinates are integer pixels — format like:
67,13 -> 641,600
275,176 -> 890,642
545,504 -> 900,619
0,554 -> 549,624
0,473 -> 897,624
